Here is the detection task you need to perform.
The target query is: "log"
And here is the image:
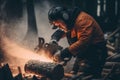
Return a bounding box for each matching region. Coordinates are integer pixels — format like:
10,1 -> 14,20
106,44 -> 115,52
68,74 -> 93,80
106,54 -> 120,62
103,63 -> 117,80
64,72 -> 83,78
104,62 -> 120,68
102,69 -> 112,73
24,60 -> 64,80
102,69 -> 120,74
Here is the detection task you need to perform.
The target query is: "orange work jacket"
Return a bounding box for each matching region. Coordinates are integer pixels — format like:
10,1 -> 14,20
68,11 -> 105,55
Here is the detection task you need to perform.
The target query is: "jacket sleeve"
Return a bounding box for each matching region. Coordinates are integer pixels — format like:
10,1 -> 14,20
51,29 -> 65,42
68,16 -> 94,55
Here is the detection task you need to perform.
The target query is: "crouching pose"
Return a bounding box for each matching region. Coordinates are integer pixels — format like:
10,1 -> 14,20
48,6 -> 108,80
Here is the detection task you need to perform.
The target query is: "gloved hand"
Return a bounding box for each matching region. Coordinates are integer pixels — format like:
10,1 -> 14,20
60,48 -> 72,61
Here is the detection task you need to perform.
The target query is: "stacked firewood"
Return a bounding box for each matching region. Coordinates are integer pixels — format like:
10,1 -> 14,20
102,54 -> 120,80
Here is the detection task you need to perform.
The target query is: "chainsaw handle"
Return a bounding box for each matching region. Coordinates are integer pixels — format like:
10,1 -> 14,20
59,58 -> 70,66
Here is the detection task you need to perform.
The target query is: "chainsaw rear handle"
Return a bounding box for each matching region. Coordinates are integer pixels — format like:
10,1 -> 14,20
59,58 -> 70,66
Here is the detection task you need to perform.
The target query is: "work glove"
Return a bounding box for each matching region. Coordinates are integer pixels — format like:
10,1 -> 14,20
60,48 -> 72,61
53,48 -> 72,66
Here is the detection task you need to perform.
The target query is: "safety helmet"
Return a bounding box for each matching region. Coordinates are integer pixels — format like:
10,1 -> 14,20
48,6 -> 69,22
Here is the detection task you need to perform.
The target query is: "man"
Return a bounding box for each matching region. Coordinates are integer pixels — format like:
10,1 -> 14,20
48,6 -> 108,80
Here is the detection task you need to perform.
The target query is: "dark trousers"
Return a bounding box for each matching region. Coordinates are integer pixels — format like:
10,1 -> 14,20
72,41 -> 108,78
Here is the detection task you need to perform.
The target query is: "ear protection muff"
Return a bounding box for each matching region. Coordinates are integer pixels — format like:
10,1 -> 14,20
61,11 -> 69,21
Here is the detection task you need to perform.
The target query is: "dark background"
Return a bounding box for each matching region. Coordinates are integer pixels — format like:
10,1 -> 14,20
0,0 -> 119,32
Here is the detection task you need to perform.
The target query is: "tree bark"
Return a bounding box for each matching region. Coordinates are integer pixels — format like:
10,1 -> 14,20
24,60 -> 64,80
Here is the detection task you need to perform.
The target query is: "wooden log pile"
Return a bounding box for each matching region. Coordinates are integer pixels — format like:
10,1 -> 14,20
1,57 -> 120,80
102,54 -> 120,80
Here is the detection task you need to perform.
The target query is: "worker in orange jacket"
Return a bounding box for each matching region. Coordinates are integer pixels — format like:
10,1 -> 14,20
48,6 -> 108,80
